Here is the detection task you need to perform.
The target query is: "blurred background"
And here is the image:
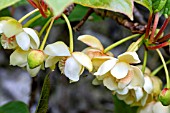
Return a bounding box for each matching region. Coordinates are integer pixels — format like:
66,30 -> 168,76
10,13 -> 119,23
0,1 -> 170,113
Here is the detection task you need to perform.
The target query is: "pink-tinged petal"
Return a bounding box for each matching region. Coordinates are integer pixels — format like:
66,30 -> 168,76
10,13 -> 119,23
1,34 -> 17,49
103,76 -> 118,91
10,48 -> 29,67
64,57 -> 82,81
143,76 -> 153,94
27,65 -> 41,77
118,70 -> 133,89
152,102 -> 170,113
94,58 -> 117,76
45,56 -> 60,68
116,87 -> 129,95
78,35 -> 104,50
44,41 -> 70,56
23,28 -> 40,49
72,52 -> 93,72
134,87 -> 143,102
16,31 -> 30,51
128,66 -> 144,88
118,52 -> 140,64
111,62 -> 130,79
2,19 -> 23,37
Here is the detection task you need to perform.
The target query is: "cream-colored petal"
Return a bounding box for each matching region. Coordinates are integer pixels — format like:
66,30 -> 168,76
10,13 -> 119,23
72,52 -> 93,72
118,70 -> 133,89
124,95 -> 135,105
44,41 -> 71,56
27,65 -> 41,77
134,87 -> 143,102
140,92 -> 149,106
94,58 -> 117,76
78,35 -> 104,50
152,102 -> 170,113
10,48 -> 28,67
16,31 -> 30,51
45,56 -> 60,68
103,76 -> 118,91
143,75 -> 153,94
116,93 -> 129,100
116,87 -> 129,95
1,34 -> 17,49
118,52 -> 141,64
64,57 -> 82,81
2,19 -> 23,37
128,66 -> 144,88
111,62 -> 130,79
137,101 -> 155,113
23,28 -> 40,49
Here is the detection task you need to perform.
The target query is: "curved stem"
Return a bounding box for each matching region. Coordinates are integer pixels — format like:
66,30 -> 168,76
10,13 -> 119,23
151,60 -> 170,76
147,42 -> 170,50
23,14 -> 42,27
39,18 -> 55,50
104,34 -> 141,53
156,49 -> 169,88
18,9 -> 39,23
61,13 -> 73,53
142,50 -> 148,73
39,18 -> 52,38
145,14 -> 153,39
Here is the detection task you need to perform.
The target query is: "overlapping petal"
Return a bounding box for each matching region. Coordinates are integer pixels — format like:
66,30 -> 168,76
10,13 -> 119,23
10,48 -> 29,67
103,76 -> 118,91
45,56 -> 61,67
2,19 -> 23,37
72,52 -> 93,72
27,65 -> 41,77
118,52 -> 141,64
111,62 -> 130,79
78,35 -> 104,50
16,31 -> 30,51
94,58 -> 117,76
64,57 -> 82,81
23,28 -> 40,49
143,75 -> 153,94
44,41 -> 71,56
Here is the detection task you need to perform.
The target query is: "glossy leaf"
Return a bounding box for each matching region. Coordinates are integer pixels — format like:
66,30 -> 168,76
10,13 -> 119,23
0,101 -> 29,113
135,0 -> 153,13
0,0 -> 20,10
74,0 -> 134,20
35,73 -> 50,113
44,0 -> 73,17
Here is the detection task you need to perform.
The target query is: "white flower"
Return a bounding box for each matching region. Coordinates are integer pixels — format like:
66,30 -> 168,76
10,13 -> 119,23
44,41 -> 93,82
0,18 -> 39,50
137,101 -> 170,113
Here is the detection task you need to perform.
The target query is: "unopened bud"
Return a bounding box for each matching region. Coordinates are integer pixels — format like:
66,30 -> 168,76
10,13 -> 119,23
27,50 -> 45,69
159,88 -> 170,106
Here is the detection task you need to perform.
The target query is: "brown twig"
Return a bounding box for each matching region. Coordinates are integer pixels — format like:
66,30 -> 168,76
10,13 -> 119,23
73,8 -> 94,31
93,9 -> 147,34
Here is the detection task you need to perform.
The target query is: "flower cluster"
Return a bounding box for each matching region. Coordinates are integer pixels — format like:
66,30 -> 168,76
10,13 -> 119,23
0,16 -> 168,111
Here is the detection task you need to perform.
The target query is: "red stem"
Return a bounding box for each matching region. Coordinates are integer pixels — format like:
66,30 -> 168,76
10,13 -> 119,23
154,17 -> 170,41
145,14 -> 153,39
149,13 -> 159,43
158,33 -> 170,43
147,42 -> 170,50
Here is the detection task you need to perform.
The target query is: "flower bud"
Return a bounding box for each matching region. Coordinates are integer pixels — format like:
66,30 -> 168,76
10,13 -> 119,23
27,50 -> 45,69
159,88 -> 170,106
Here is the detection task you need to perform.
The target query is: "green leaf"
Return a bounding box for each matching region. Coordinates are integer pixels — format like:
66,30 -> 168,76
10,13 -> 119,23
74,0 -> 134,20
135,0 -> 153,13
152,0 -> 167,13
35,73 -> 51,113
113,96 -> 138,113
0,101 -> 29,113
44,0 -> 74,17
0,0 -> 20,11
